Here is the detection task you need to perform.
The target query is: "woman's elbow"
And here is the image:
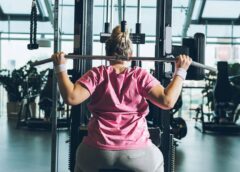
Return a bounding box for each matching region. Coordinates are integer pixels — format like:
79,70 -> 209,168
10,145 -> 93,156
161,97 -> 175,110
63,97 -> 80,106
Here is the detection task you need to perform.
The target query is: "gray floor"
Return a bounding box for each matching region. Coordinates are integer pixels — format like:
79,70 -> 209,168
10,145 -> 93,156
1,117 -> 240,172
176,123 -> 240,172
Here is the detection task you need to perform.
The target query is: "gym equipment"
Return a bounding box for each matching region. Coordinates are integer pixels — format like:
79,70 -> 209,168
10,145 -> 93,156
129,0 -> 146,45
68,1 -> 94,172
168,95 -> 188,140
182,33 -> 205,80
27,0 -> 39,50
131,0 -> 144,67
195,61 -> 240,133
100,0 -> 112,43
14,68 -> 70,130
46,0 -> 214,172
100,0 -> 145,45
170,117 -> 187,139
51,0 -> 60,171
31,54 -> 217,72
16,96 -> 69,130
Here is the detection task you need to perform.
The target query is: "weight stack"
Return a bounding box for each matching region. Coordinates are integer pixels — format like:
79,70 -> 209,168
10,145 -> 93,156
182,33 -> 205,80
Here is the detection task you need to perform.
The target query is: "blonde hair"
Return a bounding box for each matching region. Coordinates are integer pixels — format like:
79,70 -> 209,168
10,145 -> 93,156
105,25 -> 133,56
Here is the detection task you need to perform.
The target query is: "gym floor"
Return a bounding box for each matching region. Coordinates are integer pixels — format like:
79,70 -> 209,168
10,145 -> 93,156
1,117 -> 240,172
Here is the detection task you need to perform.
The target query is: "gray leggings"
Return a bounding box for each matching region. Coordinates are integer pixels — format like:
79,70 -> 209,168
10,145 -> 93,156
74,142 -> 164,172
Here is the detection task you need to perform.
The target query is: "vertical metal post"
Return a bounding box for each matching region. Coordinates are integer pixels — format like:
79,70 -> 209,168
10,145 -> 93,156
117,0 -> 122,23
104,0 -> 110,33
106,0 -> 109,23
69,0 -> 93,171
137,0 -> 141,24
110,0 -> 113,30
122,0 -> 126,21
86,0 -> 94,57
0,32 -> 1,69
51,0 -> 59,172
0,32 -> 2,117
69,1 -> 85,171
136,0 -> 141,66
155,0 -> 173,172
231,21 -> 234,46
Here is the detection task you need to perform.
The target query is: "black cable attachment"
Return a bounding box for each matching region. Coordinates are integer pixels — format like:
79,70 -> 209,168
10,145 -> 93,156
104,22 -> 110,33
100,0 -> 111,43
28,0 -> 39,50
136,23 -> 141,34
121,20 -> 127,33
130,22 -> 145,44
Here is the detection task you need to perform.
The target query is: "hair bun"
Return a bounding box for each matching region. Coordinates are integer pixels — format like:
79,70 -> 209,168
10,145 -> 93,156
105,25 -> 133,56
111,25 -> 130,41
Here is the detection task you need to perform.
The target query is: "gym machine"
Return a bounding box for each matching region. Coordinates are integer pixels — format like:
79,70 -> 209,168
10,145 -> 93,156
16,69 -> 70,130
195,61 -> 240,133
154,0 -> 175,171
68,1 -> 94,172
38,0 -> 217,171
99,0 -> 145,68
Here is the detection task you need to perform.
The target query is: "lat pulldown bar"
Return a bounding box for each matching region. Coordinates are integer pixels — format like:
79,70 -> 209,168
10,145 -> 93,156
31,54 -> 217,72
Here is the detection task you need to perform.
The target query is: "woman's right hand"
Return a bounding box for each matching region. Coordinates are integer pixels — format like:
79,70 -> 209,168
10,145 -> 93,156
51,52 -> 67,66
175,54 -> 192,71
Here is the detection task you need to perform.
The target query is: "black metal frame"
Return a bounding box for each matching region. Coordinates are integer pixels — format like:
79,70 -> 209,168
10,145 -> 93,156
191,0 -> 240,25
51,0 -> 60,172
154,0 -> 175,172
0,4 -> 48,21
69,0 -> 93,171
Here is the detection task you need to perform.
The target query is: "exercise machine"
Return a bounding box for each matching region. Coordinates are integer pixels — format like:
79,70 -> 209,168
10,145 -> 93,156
195,61 -> 240,133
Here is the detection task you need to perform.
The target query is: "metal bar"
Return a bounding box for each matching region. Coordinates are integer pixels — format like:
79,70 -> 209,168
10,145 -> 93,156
36,0 -> 45,17
198,0 -> 206,23
182,0 -> 196,37
123,0 -> 126,21
137,0 -> 141,23
192,18 -> 240,25
117,0 -> 122,22
2,37 -> 240,45
110,0 -> 113,30
94,4 -> 189,9
51,0 -> 59,172
44,0 -> 55,26
155,0 -> 172,171
135,0 -> 142,67
106,0 -> 109,23
69,0 -> 93,171
0,33 -> 2,69
31,54 -> 217,72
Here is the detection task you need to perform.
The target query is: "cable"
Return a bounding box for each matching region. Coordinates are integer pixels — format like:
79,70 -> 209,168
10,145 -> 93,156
28,0 -> 39,50
121,0 -> 127,33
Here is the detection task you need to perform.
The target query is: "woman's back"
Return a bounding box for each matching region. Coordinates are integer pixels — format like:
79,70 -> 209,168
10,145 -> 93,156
77,65 -> 160,150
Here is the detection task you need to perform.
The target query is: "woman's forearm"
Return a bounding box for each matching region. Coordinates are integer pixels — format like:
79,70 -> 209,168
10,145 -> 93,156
163,75 -> 184,108
56,71 -> 75,103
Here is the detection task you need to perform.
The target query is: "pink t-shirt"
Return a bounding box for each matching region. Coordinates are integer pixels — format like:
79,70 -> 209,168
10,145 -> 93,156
77,65 -> 160,150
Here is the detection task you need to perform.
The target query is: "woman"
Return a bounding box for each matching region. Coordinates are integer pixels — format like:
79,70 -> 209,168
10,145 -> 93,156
52,25 -> 192,172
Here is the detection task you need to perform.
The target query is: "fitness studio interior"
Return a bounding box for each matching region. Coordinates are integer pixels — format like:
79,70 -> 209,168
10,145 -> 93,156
0,0 -> 240,172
